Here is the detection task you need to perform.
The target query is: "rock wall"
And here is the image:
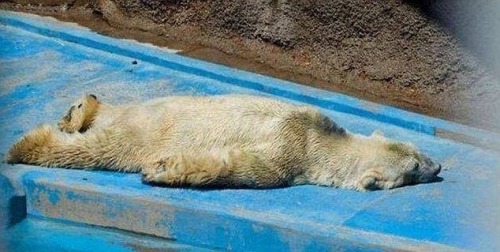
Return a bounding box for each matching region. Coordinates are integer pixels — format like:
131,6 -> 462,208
100,0 -> 491,93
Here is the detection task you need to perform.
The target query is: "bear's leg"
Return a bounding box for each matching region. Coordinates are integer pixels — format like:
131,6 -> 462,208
141,148 -> 283,188
7,124 -> 103,168
7,125 -> 142,172
141,149 -> 236,187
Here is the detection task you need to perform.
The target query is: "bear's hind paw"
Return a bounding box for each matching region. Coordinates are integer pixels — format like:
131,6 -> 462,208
6,124 -> 55,164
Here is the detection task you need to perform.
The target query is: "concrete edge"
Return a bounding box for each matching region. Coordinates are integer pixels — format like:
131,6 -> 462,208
0,167 -> 462,252
3,215 -> 215,251
1,10 -> 499,148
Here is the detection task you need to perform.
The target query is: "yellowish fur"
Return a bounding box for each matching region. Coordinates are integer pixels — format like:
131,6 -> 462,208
58,94 -> 100,133
7,94 -> 441,191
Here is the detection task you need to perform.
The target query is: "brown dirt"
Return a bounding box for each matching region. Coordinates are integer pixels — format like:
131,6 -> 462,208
1,1 -> 499,132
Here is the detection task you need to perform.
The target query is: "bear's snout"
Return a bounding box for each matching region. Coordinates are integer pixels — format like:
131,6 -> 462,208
418,157 -> 442,183
433,163 -> 442,176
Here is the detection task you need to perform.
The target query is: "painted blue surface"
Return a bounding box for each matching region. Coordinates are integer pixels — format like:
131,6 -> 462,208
0,10 -> 499,251
2,216 -> 214,252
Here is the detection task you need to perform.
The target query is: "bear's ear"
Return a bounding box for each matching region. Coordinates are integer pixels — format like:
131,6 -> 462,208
88,94 -> 97,100
359,170 -> 382,191
371,130 -> 384,137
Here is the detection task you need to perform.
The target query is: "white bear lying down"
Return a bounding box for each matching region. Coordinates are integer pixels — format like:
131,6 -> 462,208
7,94 -> 442,191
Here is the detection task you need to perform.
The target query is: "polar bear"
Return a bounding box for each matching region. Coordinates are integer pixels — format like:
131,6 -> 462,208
7,94 -> 441,191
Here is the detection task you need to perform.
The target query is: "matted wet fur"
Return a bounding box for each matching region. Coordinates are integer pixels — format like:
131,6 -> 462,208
7,94 -> 442,191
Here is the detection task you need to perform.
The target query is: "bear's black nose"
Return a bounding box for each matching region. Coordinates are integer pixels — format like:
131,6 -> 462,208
433,164 -> 442,176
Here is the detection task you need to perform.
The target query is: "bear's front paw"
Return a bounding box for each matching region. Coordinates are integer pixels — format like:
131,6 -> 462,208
141,170 -> 168,184
141,158 -> 175,184
58,119 -> 77,133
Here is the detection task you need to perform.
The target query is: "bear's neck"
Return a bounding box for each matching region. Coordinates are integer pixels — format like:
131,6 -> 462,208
300,133 -> 368,189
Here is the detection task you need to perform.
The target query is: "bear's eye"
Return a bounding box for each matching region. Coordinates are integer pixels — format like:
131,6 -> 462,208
412,162 -> 420,171
78,104 -> 82,109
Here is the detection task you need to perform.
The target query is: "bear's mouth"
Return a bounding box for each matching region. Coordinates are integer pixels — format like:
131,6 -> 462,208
416,162 -> 442,183
419,175 -> 444,183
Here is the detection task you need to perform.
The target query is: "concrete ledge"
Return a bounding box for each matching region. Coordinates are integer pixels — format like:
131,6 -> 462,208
3,216 -> 214,252
2,167 -> 462,251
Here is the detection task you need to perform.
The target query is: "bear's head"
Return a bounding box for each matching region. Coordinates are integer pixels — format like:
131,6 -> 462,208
57,94 -> 100,133
355,130 -> 442,191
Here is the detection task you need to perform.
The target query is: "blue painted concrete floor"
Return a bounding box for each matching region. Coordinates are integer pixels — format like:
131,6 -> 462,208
1,10 -> 499,251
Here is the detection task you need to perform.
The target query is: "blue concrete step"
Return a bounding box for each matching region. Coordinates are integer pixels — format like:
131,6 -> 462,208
2,216 -> 215,252
3,167 -> 467,251
1,10 -> 499,251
